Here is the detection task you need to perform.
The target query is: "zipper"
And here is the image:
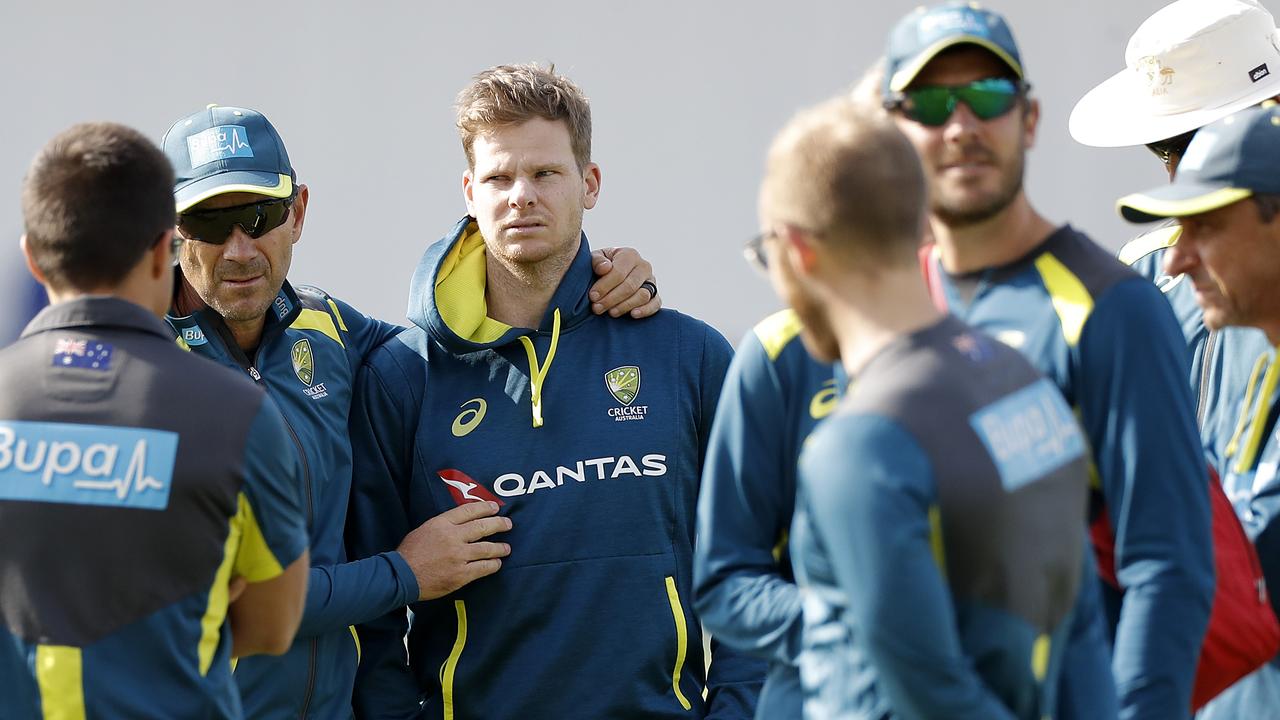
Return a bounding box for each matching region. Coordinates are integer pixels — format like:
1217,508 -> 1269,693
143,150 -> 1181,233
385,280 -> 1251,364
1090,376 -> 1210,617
299,638 -> 318,719
1196,329 -> 1218,429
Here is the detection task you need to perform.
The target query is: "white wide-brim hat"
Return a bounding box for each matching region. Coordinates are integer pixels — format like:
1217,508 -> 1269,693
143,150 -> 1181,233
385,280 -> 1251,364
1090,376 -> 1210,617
1070,0 -> 1280,147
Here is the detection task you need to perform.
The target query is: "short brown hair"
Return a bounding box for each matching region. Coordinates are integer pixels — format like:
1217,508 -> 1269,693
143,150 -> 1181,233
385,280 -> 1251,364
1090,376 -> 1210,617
22,122 -> 175,291
456,63 -> 592,170
763,96 -> 925,265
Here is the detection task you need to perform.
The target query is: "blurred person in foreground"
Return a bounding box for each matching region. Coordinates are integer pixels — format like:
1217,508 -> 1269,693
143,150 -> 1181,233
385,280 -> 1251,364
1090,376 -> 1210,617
0,121 -> 308,718
759,94 -> 1089,719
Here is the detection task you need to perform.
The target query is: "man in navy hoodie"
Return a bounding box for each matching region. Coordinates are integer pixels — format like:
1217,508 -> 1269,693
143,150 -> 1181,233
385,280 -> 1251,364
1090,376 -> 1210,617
348,63 -> 761,719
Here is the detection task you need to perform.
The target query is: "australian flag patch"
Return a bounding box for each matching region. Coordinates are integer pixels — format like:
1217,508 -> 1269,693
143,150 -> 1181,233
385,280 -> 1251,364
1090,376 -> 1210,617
52,337 -> 113,370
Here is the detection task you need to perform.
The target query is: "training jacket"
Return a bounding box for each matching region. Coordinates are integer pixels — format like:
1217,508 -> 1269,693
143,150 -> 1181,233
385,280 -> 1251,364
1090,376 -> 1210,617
347,217 -> 762,720
927,226 -> 1215,720
792,316 -> 1088,719
693,309 -> 837,720
167,280 -> 417,719
0,297 -> 307,719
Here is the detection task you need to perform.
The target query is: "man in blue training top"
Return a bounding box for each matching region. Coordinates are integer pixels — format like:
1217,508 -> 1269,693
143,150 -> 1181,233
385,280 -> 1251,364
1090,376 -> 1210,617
880,3 -> 1215,718
347,63 -> 763,719
757,94 -> 1089,719
160,104 -> 660,719
0,121 -> 308,718
1118,104 -> 1280,717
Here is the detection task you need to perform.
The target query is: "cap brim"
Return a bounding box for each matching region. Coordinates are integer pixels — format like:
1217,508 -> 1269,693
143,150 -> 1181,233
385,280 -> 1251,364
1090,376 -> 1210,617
1070,67 -> 1280,147
888,36 -> 1023,93
1117,183 -> 1253,223
174,171 -> 293,212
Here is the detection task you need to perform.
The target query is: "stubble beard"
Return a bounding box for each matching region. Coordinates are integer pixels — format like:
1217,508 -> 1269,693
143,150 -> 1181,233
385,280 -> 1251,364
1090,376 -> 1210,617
931,151 -> 1026,229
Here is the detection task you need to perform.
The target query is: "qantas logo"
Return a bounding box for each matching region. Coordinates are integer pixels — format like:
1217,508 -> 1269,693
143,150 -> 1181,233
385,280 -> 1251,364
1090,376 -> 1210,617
437,454 -> 668,501
437,468 -> 505,506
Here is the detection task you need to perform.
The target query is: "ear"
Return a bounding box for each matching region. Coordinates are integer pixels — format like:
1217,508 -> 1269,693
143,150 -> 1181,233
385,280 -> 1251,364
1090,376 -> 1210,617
289,184 -> 309,246
1022,97 -> 1041,150
149,229 -> 175,279
463,169 -> 477,217
780,225 -> 820,277
582,162 -> 602,211
19,234 -> 49,286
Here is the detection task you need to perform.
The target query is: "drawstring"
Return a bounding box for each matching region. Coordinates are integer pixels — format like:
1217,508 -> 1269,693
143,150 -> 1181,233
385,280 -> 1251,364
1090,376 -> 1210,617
517,308 -> 561,428
1229,349 -> 1280,474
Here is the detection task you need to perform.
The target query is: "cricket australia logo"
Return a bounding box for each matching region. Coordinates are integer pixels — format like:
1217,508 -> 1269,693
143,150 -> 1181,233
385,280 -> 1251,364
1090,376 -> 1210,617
293,338 -> 329,400
605,365 -> 648,422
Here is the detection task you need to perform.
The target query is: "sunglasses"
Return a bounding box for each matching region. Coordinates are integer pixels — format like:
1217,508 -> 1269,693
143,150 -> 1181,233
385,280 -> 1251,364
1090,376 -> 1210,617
886,77 -> 1028,127
1146,129 -> 1198,169
177,195 -> 296,245
744,231 -> 775,273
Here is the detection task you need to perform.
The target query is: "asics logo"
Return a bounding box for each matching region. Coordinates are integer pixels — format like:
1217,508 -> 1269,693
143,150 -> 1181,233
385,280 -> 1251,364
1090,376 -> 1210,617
809,380 -> 839,420
452,398 -> 488,438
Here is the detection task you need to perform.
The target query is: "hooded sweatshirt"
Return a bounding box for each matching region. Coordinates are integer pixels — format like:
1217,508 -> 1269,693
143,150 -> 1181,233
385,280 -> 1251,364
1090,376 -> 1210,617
348,217 -> 762,720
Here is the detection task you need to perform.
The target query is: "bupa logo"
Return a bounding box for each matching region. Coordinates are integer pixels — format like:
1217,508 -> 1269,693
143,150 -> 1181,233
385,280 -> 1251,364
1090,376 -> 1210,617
186,125 -> 253,168
291,339 -> 314,386
437,468 -> 505,506
272,295 -> 291,321
0,421 -> 177,510
181,326 -> 208,346
605,366 -> 649,422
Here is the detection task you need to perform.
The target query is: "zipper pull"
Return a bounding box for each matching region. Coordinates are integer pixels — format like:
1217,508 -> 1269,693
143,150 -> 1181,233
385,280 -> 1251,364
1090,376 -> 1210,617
248,366 -> 263,382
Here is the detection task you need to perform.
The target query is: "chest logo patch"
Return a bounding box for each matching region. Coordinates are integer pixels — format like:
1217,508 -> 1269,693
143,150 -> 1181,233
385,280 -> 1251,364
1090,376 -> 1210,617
452,398 -> 488,438
606,366 -> 640,405
438,469 -> 505,506
291,339 -> 314,386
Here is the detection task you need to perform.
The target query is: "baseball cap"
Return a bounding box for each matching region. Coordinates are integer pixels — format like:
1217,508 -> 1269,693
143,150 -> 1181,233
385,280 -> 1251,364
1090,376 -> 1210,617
882,2 -> 1024,97
1117,104 -> 1280,222
162,105 -> 294,213
1070,0 -> 1280,148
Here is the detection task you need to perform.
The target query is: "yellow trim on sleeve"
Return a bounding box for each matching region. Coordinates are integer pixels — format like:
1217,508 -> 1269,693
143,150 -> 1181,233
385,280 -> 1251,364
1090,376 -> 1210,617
1117,225 -> 1181,266
1032,634 -> 1051,681
1033,254 -> 1095,348
928,505 -> 947,579
35,645 -> 85,720
664,576 -> 693,711
440,600 -> 468,720
326,299 -> 349,332
1117,187 -> 1253,222
198,492 -> 244,676
752,309 -> 804,362
1226,352 -> 1271,466
291,309 -> 345,348
235,492 -> 286,583
1234,351 -> 1280,474
435,224 -> 513,344
175,335 -> 192,351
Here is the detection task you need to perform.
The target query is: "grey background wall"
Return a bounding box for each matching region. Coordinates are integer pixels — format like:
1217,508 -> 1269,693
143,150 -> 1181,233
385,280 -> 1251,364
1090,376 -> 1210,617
0,0 -> 1183,344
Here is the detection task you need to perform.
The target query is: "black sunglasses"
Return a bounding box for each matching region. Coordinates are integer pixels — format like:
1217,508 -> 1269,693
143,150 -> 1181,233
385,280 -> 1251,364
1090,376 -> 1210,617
1146,129 -> 1198,169
885,77 -> 1028,127
177,195 -> 296,245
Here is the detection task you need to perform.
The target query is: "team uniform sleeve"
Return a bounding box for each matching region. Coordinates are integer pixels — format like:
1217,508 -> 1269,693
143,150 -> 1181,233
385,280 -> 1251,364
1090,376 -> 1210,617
694,332 -> 805,665
237,397 -> 308,581
294,553 -> 419,639
326,295 -> 407,364
1077,278 -> 1214,719
693,325 -> 767,719
802,414 -> 1015,720
346,352 -> 424,719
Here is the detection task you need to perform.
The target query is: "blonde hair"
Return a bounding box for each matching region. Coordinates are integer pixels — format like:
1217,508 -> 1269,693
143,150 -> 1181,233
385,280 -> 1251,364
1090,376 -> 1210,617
763,95 -> 924,266
456,63 -> 592,169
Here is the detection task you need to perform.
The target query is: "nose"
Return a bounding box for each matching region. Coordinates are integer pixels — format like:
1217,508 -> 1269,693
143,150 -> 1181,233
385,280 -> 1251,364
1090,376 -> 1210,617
509,177 -> 536,209
221,226 -> 261,263
942,101 -> 982,142
1163,231 -> 1197,278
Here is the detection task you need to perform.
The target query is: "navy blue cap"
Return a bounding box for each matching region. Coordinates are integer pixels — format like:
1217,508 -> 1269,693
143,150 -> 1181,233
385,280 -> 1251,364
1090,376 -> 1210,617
883,2 -> 1024,97
1118,104 -> 1280,223
162,105 -> 294,213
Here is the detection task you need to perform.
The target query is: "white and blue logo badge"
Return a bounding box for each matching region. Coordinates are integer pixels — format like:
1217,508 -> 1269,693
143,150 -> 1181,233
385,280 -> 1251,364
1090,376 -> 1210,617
181,326 -> 208,347
0,420 -> 178,510
187,125 -> 254,168
969,378 -> 1086,492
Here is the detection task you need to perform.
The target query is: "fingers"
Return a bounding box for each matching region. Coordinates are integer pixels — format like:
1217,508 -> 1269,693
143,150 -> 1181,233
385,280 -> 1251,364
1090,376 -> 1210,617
460,514 -> 513,542
465,540 -> 512,561
593,267 -> 651,316
462,558 -> 504,583
441,500 -> 501,524
589,247 -> 654,315
629,292 -> 662,319
227,576 -> 248,604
